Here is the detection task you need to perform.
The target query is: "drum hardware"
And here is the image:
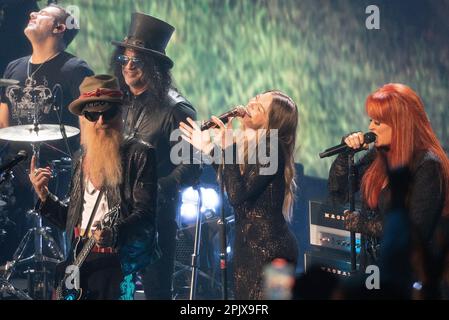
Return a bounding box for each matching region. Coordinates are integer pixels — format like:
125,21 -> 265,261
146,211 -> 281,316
0,122 -> 79,299
49,157 -> 72,195
0,275 -> 32,300
0,152 -> 16,192
0,169 -> 13,187
0,123 -> 79,143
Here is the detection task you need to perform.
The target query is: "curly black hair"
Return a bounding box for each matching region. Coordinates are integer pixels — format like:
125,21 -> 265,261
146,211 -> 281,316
110,46 -> 173,103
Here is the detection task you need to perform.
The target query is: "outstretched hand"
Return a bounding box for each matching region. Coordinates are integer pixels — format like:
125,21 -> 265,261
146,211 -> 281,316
179,116 -> 235,154
179,117 -> 213,154
28,155 -> 51,202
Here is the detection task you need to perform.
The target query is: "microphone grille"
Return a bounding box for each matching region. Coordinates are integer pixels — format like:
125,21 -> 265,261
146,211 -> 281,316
364,132 -> 377,144
234,105 -> 249,117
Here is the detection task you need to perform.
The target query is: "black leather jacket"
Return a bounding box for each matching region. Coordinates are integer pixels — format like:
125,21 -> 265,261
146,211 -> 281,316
328,148 -> 445,264
37,138 -> 159,275
123,88 -> 201,213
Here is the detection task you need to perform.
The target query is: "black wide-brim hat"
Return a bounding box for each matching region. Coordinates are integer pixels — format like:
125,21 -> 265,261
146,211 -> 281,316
112,12 -> 175,69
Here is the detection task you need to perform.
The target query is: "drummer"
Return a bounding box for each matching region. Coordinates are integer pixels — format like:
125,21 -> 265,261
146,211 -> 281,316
0,3 -> 93,173
0,4 -> 93,255
0,4 -> 93,130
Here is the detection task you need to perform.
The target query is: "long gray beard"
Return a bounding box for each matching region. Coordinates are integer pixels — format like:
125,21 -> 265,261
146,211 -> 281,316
82,128 -> 123,188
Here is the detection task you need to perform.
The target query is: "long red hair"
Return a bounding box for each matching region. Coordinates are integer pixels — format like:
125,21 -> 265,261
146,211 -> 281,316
361,83 -> 449,215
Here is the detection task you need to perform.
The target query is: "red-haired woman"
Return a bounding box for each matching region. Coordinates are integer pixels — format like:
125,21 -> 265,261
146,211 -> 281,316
328,83 -> 449,264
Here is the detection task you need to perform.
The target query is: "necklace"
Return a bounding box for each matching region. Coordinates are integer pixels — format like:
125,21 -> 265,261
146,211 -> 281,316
26,51 -> 61,82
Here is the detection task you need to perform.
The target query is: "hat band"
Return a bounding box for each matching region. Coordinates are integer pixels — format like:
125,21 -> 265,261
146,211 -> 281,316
80,88 -> 123,99
124,37 -> 165,53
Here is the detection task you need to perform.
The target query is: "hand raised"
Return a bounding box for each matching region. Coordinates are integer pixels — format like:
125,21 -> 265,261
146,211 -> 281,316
28,155 -> 51,202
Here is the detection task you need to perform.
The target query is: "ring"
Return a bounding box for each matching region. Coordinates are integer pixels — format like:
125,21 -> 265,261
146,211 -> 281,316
33,169 -> 39,176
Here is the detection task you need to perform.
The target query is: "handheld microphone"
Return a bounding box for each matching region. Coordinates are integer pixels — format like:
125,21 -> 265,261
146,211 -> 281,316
200,106 -> 250,131
0,150 -> 28,174
319,132 -> 376,159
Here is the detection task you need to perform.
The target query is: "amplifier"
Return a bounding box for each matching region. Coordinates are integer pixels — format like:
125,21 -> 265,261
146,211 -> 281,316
309,200 -> 361,254
304,250 -> 358,278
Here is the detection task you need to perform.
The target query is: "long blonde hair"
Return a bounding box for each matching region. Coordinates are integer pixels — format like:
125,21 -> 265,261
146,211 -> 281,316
239,90 -> 299,221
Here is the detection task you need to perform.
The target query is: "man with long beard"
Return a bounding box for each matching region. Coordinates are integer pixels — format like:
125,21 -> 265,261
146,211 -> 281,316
29,74 -> 159,300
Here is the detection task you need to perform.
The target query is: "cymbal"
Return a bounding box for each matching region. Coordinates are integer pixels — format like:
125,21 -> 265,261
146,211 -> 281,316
0,124 -> 79,142
0,79 -> 19,87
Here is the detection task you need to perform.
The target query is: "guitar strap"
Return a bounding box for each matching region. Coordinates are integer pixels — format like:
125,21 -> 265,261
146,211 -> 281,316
82,188 -> 105,239
131,107 -> 145,139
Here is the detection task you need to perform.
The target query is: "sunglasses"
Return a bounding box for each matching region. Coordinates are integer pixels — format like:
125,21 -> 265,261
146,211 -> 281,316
116,54 -> 144,69
83,106 -> 120,122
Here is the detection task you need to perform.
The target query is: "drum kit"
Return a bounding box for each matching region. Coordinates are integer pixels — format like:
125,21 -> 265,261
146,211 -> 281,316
0,78 -> 79,300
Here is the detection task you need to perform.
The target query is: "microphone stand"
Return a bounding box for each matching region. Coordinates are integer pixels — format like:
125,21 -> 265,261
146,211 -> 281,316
348,153 -> 357,273
218,150 -> 228,300
347,153 -> 366,274
52,84 -> 72,158
189,181 -> 202,300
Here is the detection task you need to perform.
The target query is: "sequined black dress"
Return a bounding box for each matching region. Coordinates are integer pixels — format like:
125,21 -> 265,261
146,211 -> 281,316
218,147 -> 299,300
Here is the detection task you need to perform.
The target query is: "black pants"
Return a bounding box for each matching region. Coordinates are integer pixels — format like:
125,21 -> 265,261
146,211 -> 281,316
80,253 -> 123,300
142,215 -> 178,300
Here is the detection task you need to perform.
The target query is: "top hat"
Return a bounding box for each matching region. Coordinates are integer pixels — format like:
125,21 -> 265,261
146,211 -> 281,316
111,12 -> 175,68
68,74 -> 123,116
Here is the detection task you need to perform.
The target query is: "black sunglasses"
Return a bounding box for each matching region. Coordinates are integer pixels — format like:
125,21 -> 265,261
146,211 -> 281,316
116,54 -> 144,69
83,106 -> 120,122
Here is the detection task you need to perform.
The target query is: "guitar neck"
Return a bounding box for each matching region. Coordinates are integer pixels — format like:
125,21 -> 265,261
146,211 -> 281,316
73,237 -> 96,268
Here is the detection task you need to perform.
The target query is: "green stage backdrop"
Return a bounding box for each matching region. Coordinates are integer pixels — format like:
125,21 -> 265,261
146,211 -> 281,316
58,0 -> 449,178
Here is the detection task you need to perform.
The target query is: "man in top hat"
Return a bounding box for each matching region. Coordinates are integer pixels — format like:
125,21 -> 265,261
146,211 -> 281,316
29,74 -> 159,300
111,12 -> 201,300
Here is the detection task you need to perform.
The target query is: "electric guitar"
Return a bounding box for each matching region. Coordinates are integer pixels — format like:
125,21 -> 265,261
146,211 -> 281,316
55,205 -> 120,300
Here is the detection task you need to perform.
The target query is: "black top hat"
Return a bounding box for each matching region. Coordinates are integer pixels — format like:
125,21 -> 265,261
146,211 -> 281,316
112,12 -> 175,68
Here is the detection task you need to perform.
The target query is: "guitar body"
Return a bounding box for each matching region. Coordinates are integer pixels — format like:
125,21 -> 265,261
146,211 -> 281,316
54,205 -> 120,300
55,238 -> 87,300
56,287 -> 84,300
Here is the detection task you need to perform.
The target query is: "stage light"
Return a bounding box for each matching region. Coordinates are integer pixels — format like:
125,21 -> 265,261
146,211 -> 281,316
179,203 -> 198,221
179,187 -> 219,223
201,187 -> 220,211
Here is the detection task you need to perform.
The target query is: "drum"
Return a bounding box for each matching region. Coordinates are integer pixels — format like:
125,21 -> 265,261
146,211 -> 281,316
49,157 -> 72,198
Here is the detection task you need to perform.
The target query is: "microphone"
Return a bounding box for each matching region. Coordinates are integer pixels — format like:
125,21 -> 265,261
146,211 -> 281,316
0,150 -> 28,174
319,132 -> 376,159
52,84 -> 63,111
200,106 -> 250,130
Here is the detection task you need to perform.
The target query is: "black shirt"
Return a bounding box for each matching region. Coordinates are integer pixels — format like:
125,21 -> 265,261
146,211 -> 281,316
0,51 -> 93,128
0,51 -> 93,186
